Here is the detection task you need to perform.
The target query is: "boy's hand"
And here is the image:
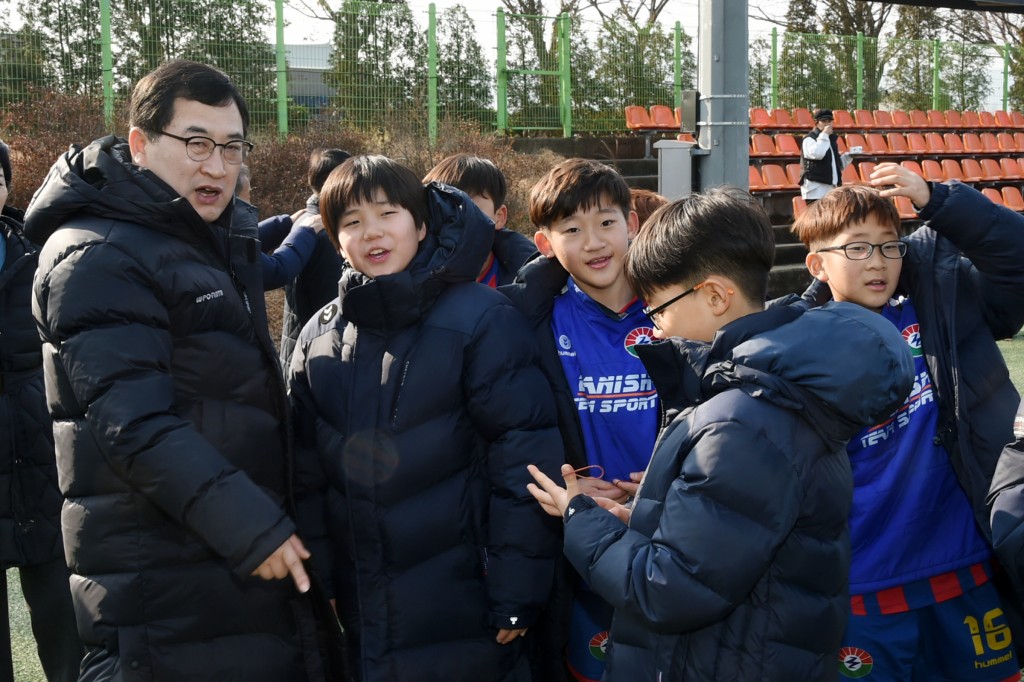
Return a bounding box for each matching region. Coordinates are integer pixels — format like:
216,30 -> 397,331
578,476 -> 629,503
527,463 -> 579,517
496,627 -> 527,644
294,212 -> 325,234
592,497 -> 632,524
252,533 -> 311,593
869,162 -> 931,207
612,471 -> 643,497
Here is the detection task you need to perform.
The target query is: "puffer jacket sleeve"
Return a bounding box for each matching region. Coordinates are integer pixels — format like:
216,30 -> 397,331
562,412 -> 802,633
914,181 -> 1024,340
35,239 -> 295,577
461,299 -> 564,630
990,404 -> 1024,588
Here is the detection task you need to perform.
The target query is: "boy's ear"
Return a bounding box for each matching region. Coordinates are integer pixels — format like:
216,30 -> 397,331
493,204 -> 508,230
626,209 -> 640,239
127,127 -> 148,165
805,252 -> 829,282
703,277 -> 737,317
534,229 -> 556,258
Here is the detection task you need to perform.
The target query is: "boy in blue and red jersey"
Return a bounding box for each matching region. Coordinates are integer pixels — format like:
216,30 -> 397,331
500,158 -> 658,682
793,162 -> 1024,682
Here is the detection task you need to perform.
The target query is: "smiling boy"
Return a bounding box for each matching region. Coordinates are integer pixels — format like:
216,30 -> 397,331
793,163 -> 1024,682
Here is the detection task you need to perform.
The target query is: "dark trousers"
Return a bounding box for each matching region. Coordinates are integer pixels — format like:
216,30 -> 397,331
0,558 -> 83,682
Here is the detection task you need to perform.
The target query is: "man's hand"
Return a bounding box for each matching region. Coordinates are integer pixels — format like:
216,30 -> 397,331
252,533 -> 311,593
612,471 -> 643,498
496,627 -> 527,644
527,463 -> 580,517
869,162 -> 931,208
577,476 -> 629,503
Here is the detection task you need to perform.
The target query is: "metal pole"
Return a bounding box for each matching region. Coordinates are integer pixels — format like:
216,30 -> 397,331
428,3 -> 438,145
770,27 -> 778,110
559,13 -> 572,138
932,39 -> 941,110
100,0 -> 113,129
856,32 -> 864,110
674,22 -> 682,110
1004,44 -> 1010,112
496,9 -> 507,135
275,0 -> 288,138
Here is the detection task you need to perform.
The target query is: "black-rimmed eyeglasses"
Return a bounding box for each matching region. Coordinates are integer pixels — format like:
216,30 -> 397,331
159,131 -> 254,165
816,240 -> 907,260
642,282 -> 707,330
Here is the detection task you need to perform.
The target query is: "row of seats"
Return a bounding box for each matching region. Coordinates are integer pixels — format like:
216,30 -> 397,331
751,131 -> 1024,158
793,185 -> 1024,221
752,107 -> 1024,131
625,105 -> 685,132
752,158 -> 1024,193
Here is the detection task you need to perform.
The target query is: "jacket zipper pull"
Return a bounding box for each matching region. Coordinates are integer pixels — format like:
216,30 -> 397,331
230,267 -> 252,315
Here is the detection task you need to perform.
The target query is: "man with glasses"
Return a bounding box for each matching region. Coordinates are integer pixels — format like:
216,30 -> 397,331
24,60 -> 337,681
793,163 -> 1024,682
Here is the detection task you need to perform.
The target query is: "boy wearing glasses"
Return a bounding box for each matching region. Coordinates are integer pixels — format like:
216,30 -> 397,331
24,60 -> 339,680
500,158 -> 659,681
793,162 -> 1024,682
527,188 -> 914,681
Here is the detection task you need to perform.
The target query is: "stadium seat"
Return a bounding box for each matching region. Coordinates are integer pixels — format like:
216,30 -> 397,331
925,132 -> 948,154
905,132 -> 929,154
842,164 -> 862,186
677,132 -> 696,143
874,110 -> 896,129
1012,111 -> 1024,128
999,157 -> 1023,180
750,107 -> 774,129
961,132 -> 985,154
979,111 -> 997,128
894,196 -> 918,220
786,163 -> 803,186
998,132 -> 1019,153
751,133 -> 778,157
625,105 -> 657,130
945,110 -> 966,128
961,111 -> 982,128
761,164 -> 797,190
995,110 -> 1014,128
858,161 -> 878,182
921,159 -> 946,183
927,110 -> 948,128
771,108 -> 798,129
833,109 -> 857,129
982,187 -> 1004,205
792,196 -> 808,220
940,159 -> 966,183
891,110 -> 911,128
836,135 -> 850,154
1003,186 -> 1024,211
909,110 -> 930,128
943,133 -> 966,154
845,133 -> 868,154
1014,132 -> 1024,151
980,132 -> 1001,153
674,107 -> 682,127
792,108 -> 815,128
774,133 -> 802,157
749,165 -> 766,191
961,158 -> 985,182
980,157 -> 1003,181
650,105 -> 678,130
901,160 -> 925,179
864,133 -> 891,155
853,109 -> 875,128
884,133 -> 909,156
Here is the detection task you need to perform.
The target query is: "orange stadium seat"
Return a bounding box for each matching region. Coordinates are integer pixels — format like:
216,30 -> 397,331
925,132 -> 948,154
982,187 -> 1004,205
980,158 -> 1004,181
894,196 -> 918,220
927,110 -> 948,128
750,107 -> 774,129
775,134 -> 802,157
885,133 -> 909,155
874,110 -> 896,128
921,159 -> 946,183
901,160 -> 925,179
761,164 -> 797,190
749,165 -> 766,191
858,161 -> 878,182
793,108 -> 815,128
979,111 -> 997,128
676,132 -> 696,143
943,133 -> 966,154
891,110 -> 912,128
1012,111 -> 1024,128
650,105 -> 678,130
999,157 -> 1023,180
941,159 -> 966,183
1014,132 -> 1024,151
980,132 -> 1001,153
962,111 -> 982,128
1003,186 -> 1024,211
864,133 -> 890,155
842,164 -> 862,186
962,132 -> 985,154
625,105 -> 656,130
792,196 -> 808,220
853,109 -> 875,128
845,133 -> 868,153
786,163 -> 803,186
945,110 -> 966,128
751,133 -> 778,157
906,133 -> 929,154
771,108 -> 798,129
909,110 -> 930,128
998,132 -> 1019,153
995,110 -> 1014,128
836,135 -> 850,154
833,109 -> 857,129
961,158 -> 986,182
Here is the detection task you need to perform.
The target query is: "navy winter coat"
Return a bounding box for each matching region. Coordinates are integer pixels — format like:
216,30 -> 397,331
562,303 -> 915,682
289,183 -> 564,682
24,136 -> 331,681
0,212 -> 63,569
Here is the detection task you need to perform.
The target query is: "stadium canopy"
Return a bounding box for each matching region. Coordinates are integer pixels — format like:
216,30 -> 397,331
866,0 -> 1024,11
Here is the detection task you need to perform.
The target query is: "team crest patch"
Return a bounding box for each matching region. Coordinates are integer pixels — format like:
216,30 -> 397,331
588,631 -> 609,661
624,327 -> 656,358
901,323 -> 923,358
319,303 -> 338,325
838,646 -> 874,678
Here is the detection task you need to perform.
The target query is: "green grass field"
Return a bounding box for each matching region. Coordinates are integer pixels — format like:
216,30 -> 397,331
7,335 -> 1024,681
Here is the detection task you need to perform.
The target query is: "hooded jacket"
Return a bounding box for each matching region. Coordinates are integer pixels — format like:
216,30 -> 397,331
289,182 -> 564,682
562,303 -> 915,682
24,135 -> 330,681
0,212 -> 63,569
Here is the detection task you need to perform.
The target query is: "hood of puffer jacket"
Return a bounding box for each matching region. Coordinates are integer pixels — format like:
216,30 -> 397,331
637,301 -> 915,446
23,135 -> 235,253
336,181 -> 495,331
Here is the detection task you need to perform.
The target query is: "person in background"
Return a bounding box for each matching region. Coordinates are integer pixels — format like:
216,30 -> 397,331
799,108 -> 852,203
0,140 -> 83,682
629,187 -> 667,232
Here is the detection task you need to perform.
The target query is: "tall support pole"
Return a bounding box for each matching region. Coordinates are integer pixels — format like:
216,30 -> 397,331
674,22 -> 682,110
932,39 -> 941,111
559,13 -> 572,138
1004,44 -> 1010,112
100,0 -> 114,129
856,32 -> 864,110
771,27 -> 778,110
696,0 -> 749,191
275,0 -> 288,138
428,3 -> 438,145
496,9 -> 508,135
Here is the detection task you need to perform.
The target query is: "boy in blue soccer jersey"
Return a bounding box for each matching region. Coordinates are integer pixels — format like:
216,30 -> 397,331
500,158 -> 658,682
793,163 -> 1024,682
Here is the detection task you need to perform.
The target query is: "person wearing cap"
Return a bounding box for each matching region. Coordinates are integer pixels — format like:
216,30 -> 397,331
800,108 -> 853,202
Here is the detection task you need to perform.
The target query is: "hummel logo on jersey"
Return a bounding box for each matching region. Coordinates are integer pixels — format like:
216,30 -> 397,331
195,289 -> 224,304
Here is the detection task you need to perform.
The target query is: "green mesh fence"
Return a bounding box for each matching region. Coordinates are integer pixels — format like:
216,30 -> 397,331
0,3 -> 1021,138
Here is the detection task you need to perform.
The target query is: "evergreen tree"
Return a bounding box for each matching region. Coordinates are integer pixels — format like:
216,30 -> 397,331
435,4 -> 493,125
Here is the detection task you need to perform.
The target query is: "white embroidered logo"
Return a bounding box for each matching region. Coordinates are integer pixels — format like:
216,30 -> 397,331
567,506 -> 575,516
510,616 -> 518,625
195,289 -> 224,304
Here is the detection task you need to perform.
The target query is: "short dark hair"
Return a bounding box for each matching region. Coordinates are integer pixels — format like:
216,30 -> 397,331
423,154 -> 508,209
0,140 -> 10,190
624,187 -> 775,305
630,188 -> 668,231
319,155 -> 428,253
129,60 -> 250,138
791,185 -> 901,250
529,158 -> 631,229
308,148 -> 352,194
